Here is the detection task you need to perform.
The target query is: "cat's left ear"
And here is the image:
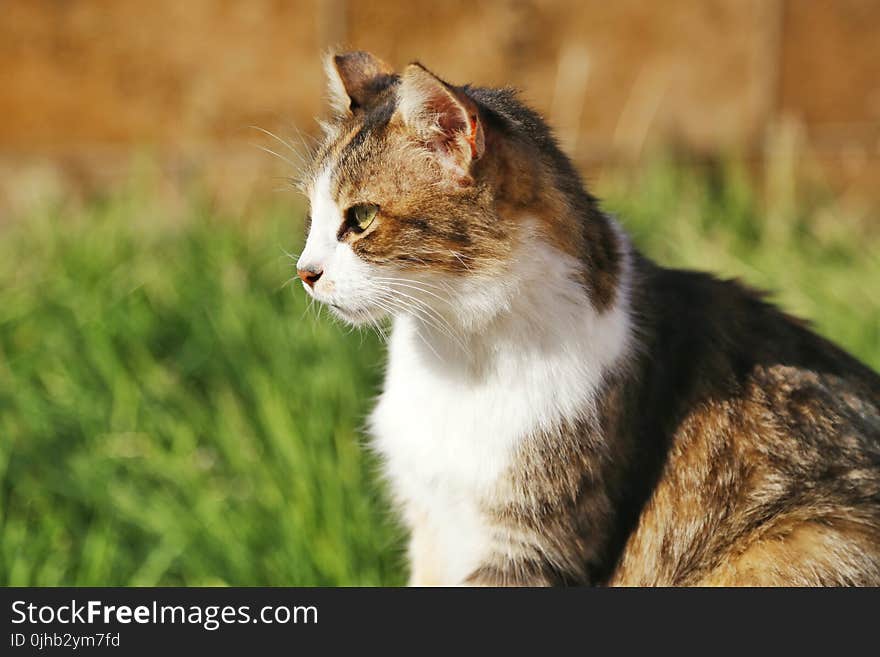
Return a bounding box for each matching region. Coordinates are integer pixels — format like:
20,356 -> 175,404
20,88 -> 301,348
325,51 -> 396,116
396,63 -> 485,180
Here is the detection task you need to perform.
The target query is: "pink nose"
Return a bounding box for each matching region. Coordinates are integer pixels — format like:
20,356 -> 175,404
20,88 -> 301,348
297,267 -> 323,288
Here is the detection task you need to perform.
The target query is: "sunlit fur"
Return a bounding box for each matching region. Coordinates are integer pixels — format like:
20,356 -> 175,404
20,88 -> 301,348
297,52 -> 880,586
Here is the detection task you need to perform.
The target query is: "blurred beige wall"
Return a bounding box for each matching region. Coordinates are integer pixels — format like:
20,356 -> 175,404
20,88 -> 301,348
2,0 -> 879,206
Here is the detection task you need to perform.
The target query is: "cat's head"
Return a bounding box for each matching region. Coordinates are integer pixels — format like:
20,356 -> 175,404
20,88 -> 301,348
296,51 -> 598,332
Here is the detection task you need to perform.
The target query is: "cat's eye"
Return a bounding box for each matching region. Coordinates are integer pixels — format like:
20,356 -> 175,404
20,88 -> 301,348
346,203 -> 379,233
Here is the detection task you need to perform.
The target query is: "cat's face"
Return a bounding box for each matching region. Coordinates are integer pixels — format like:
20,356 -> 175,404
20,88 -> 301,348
297,53 -> 514,328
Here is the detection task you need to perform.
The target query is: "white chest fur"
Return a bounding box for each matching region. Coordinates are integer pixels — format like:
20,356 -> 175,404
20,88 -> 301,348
368,244 -> 632,584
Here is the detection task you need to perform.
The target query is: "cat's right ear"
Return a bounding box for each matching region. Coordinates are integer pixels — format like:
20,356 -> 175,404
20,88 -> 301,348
324,51 -> 395,116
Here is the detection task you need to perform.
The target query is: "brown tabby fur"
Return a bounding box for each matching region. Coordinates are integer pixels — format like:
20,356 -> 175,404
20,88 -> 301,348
304,52 -> 880,586
475,264 -> 880,585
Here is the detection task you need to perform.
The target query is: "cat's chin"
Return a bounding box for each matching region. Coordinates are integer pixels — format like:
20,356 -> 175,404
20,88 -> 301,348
327,301 -> 386,326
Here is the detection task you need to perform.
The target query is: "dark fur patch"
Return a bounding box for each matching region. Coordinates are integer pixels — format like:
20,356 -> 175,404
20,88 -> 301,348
470,259 -> 880,586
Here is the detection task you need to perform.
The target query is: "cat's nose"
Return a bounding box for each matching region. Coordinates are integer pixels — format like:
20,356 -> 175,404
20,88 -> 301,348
297,266 -> 323,288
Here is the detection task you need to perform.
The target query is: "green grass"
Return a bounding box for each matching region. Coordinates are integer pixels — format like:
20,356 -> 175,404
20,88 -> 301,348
1,160 -> 878,586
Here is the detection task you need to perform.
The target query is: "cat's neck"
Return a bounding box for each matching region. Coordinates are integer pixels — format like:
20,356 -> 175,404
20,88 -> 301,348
392,219 -> 635,385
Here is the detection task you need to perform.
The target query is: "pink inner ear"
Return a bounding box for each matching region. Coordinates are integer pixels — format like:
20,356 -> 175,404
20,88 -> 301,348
425,89 -> 483,163
465,114 -> 480,160
432,93 -> 468,137
399,64 -> 484,167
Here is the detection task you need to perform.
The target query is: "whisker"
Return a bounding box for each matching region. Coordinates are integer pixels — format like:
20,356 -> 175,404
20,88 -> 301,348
372,279 -> 454,306
371,275 -> 449,290
249,125 -> 306,159
365,301 -> 394,344
252,143 -> 304,170
383,286 -> 456,328
449,250 -> 473,272
372,276 -> 455,294
300,293 -> 316,321
378,295 -> 445,361
377,288 -> 469,356
285,121 -> 320,147
392,249 -> 476,274
281,246 -> 302,262
371,317 -> 390,344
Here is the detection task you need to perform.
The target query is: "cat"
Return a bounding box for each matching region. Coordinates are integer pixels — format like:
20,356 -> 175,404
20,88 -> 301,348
295,51 -> 880,586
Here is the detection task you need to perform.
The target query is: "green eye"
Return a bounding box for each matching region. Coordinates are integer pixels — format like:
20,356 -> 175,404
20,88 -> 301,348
347,203 -> 379,232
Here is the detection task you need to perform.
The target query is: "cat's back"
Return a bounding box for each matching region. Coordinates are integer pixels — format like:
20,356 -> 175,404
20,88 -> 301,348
610,264 -> 880,586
